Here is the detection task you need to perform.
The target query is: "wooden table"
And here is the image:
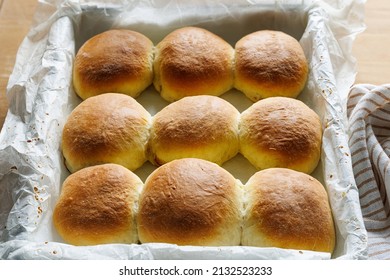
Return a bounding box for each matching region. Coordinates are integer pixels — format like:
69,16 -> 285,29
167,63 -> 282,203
1,0 -> 389,130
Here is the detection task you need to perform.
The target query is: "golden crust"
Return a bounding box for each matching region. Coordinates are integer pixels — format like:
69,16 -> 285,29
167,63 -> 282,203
62,93 -> 151,173
148,95 -> 240,165
239,97 -> 322,174
242,168 -> 335,253
137,158 -> 242,246
73,29 -> 154,100
53,164 -> 143,245
153,27 -> 234,102
234,30 -> 308,101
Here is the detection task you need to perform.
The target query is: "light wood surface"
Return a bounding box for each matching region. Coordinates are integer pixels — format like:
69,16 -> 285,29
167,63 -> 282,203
0,0 -> 389,130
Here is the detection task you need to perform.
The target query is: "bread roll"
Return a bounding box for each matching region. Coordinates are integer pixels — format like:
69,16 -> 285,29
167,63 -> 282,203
234,30 -> 308,101
148,95 -> 240,166
62,93 -> 151,173
242,168 -> 335,254
73,29 -> 154,100
239,97 -> 322,174
153,27 -> 234,102
53,164 -> 143,246
137,158 -> 242,246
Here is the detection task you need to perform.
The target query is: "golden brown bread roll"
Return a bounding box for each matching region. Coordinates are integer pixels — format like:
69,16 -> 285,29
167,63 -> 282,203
148,95 -> 240,166
137,158 -> 242,246
242,168 -> 335,254
73,29 -> 154,100
234,30 -> 308,101
239,97 -> 322,174
53,164 -> 143,246
153,26 -> 234,102
62,93 -> 151,173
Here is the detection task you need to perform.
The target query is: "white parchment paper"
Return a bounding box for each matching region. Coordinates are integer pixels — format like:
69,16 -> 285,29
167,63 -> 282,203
0,0 -> 368,259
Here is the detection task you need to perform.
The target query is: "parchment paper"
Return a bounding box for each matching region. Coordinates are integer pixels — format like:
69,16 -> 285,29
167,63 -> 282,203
0,0 -> 368,259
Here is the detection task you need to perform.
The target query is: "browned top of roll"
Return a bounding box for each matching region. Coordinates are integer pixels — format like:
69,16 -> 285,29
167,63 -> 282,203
151,95 -> 240,149
240,97 -> 322,167
53,164 -> 143,245
235,30 -> 308,97
61,93 -> 150,172
154,26 -> 234,98
246,168 -> 335,253
137,158 -> 241,245
73,29 -> 153,98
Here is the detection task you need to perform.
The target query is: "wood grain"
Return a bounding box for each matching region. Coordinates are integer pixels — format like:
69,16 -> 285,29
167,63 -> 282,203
0,0 -> 389,130
353,1 -> 390,85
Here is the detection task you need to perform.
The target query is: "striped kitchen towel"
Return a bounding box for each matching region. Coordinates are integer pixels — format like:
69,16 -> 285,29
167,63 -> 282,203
347,84 -> 390,259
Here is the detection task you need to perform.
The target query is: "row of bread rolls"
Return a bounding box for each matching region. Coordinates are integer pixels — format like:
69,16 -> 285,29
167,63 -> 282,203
62,93 -> 322,175
73,27 -> 308,102
53,159 -> 335,254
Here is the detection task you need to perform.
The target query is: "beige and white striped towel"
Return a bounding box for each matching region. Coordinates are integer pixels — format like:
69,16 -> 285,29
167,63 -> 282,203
347,84 -> 390,259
